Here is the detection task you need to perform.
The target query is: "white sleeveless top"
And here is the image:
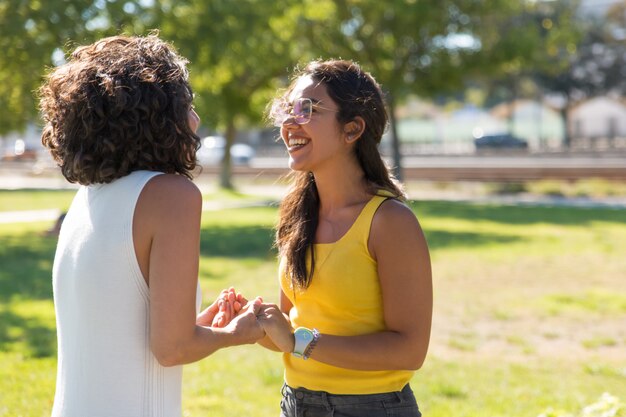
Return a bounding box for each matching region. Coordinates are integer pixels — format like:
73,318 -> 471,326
51,170 -> 201,417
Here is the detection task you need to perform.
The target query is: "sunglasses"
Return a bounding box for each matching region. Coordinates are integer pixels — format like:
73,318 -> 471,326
270,97 -> 337,127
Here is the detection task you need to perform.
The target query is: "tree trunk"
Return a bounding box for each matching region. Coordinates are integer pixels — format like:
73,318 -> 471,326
560,105 -> 571,150
220,119 -> 235,189
386,93 -> 403,182
507,80 -> 517,135
537,95 -> 545,150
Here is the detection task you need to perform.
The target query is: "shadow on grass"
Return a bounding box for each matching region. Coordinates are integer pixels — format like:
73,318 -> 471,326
199,225 -> 276,259
0,233 -> 56,302
424,229 -> 520,250
198,219 -> 522,254
0,232 -> 58,358
411,200 -> 626,226
0,308 -> 56,358
5,200 -> 597,358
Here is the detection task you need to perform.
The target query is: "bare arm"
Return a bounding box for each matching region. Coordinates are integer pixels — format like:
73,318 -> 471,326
135,174 -> 264,366
259,200 -> 432,371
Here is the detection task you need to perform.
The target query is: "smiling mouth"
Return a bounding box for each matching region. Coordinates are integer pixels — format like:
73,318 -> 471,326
287,138 -> 310,149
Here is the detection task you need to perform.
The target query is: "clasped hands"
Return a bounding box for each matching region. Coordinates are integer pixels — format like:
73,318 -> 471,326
196,287 -> 295,352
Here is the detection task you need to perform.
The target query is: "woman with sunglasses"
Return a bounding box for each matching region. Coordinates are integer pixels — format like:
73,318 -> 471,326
257,60 -> 433,417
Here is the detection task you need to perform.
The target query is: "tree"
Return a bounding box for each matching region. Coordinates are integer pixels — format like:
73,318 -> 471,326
0,0 -> 586,184
152,0 -> 323,188
292,0 -> 562,179
473,0 -> 582,139
0,0 -> 150,135
0,0 -> 318,189
531,1 -> 626,148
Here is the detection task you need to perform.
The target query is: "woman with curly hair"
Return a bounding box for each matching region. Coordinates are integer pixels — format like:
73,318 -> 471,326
40,34 -> 264,417
255,60 -> 433,417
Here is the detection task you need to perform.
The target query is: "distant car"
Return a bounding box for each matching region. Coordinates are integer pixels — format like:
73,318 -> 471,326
196,136 -> 255,166
1,139 -> 39,161
473,134 -> 528,152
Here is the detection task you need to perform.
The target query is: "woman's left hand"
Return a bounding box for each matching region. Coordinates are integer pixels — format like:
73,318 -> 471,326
256,303 -> 295,353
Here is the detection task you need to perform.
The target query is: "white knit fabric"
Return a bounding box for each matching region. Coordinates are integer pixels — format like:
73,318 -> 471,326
51,170 -> 201,417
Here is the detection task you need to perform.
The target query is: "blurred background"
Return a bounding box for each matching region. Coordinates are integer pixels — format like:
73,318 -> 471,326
1,2 -> 625,417
1,0 -> 625,189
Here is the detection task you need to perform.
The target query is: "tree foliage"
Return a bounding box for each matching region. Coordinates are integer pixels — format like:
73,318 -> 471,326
471,1 -> 582,136
532,0 -> 625,147
0,0 -> 149,135
290,0 -> 576,178
0,0 -> 587,183
152,0 -> 320,188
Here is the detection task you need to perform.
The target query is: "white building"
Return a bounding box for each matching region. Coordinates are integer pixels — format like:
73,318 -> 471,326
570,96 -> 626,139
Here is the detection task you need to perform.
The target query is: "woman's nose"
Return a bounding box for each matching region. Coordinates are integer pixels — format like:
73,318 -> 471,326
281,114 -> 298,127
282,114 -> 300,129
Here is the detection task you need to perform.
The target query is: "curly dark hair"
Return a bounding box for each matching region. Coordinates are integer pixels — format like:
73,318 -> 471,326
39,34 -> 200,185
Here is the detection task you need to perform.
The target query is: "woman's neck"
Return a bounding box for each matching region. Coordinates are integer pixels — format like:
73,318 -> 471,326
313,159 -> 371,214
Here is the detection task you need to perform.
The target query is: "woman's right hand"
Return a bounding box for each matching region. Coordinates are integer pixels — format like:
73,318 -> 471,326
224,298 -> 266,345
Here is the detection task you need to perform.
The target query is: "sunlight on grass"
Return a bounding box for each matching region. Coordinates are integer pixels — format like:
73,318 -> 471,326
0,353 -> 56,417
416,358 -> 626,417
0,300 -> 56,357
582,336 -> 618,349
0,189 -> 77,212
447,331 -> 478,352
182,345 -> 283,416
584,363 -> 626,379
0,184 -> 274,213
1,195 -> 625,417
541,290 -> 626,316
527,178 -> 626,198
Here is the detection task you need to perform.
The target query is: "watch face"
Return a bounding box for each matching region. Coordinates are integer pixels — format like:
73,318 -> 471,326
296,328 -> 312,341
293,327 -> 315,358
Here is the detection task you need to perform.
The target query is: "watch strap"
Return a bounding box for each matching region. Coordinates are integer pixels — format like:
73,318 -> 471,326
302,328 -> 320,360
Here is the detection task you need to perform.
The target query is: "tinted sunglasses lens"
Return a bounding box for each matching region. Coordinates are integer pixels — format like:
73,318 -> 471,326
293,99 -> 311,124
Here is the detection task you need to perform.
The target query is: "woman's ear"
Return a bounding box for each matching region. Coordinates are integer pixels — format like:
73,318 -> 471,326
344,117 -> 366,144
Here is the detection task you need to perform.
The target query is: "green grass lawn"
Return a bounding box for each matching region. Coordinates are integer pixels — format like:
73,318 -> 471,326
0,189 -> 78,212
0,190 -> 625,417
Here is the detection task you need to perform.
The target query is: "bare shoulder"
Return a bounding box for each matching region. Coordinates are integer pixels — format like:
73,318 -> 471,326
141,174 -> 201,206
132,174 -> 202,274
137,174 -> 202,222
373,198 -> 421,231
369,198 -> 427,258
143,173 -> 200,197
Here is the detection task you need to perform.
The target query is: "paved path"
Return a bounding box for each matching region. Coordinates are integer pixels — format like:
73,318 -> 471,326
410,193 -> 626,209
0,209 -> 62,224
0,169 -> 624,225
1,192 -> 624,225
0,199 -> 281,225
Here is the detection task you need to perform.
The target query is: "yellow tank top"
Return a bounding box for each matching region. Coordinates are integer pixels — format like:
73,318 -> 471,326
279,193 -> 414,394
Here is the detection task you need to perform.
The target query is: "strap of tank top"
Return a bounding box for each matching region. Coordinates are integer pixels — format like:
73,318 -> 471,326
351,193 -> 392,240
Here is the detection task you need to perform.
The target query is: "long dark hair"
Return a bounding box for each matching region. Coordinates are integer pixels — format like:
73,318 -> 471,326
274,60 -> 405,290
39,34 -> 200,185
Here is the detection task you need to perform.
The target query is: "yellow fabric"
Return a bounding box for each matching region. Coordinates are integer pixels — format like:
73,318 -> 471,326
279,193 -> 414,394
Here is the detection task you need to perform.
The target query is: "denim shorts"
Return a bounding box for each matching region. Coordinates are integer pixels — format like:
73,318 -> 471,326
279,383 -> 422,417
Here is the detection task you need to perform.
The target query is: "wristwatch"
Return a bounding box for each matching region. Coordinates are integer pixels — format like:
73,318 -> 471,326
292,327 -> 318,359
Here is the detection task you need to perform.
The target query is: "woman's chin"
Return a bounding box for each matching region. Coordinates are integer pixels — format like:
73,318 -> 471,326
288,157 -> 307,172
